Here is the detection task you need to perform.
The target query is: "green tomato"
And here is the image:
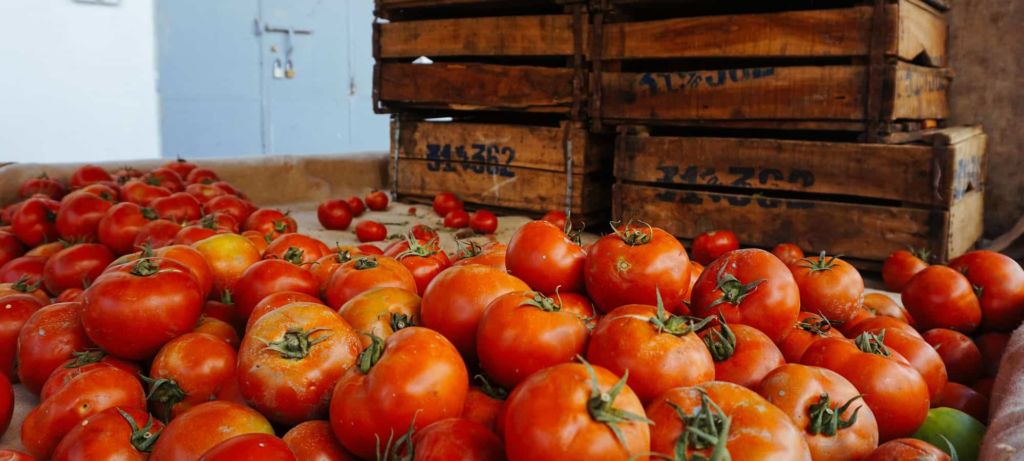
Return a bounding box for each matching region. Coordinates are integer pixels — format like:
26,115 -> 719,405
912,407 -> 986,461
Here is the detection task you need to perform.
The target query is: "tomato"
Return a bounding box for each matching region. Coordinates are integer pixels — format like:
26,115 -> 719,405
317,199 -> 353,230
204,195 -> 254,224
43,243 -> 114,295
211,181 -> 242,197
384,237 -> 451,294
22,366 -> 146,459
0,232 -> 22,268
921,328 -> 982,385
0,276 -> 48,304
420,265 -> 529,360
354,220 -> 387,242
691,229 -> 739,266
541,210 -> 567,230
867,438 -> 950,461
121,179 -> 172,206
935,382 -> 988,423
0,373 -> 11,437
69,164 -> 113,189
409,418 -> 504,461
585,223 -> 691,314
364,191 -> 389,211
586,301 -> 714,404
50,406 -> 163,461
83,258 -> 203,360
196,212 -> 239,232
40,350 -> 140,401
240,231 -> 269,254
453,241 -> 507,271
310,248 -> 361,288
773,242 -> 805,266
16,302 -> 93,394
233,259 -> 319,321
147,332 -> 237,421
283,420 -> 358,461
801,334 -> 930,441
758,364 -> 879,461
647,381 -> 810,460
548,291 -> 598,328
325,256 -> 416,309
0,256 -> 46,285
186,167 -> 219,185
133,219 -> 182,250
432,192 -> 462,216
264,233 -> 330,265
199,434 -> 296,461
244,209 -> 297,239
185,183 -> 226,204
902,266 -> 981,333
411,224 -> 438,241
194,316 -> 239,347
330,327 -> 468,459
443,210 -> 470,229
144,168 -> 185,193
463,376 -> 506,433
97,202 -> 156,255
477,291 -> 588,388
19,174 -> 66,200
506,220 -> 585,294
149,401 -> 274,461
193,233 -> 262,298
882,250 -> 929,292
10,197 -> 60,248
55,191 -> 113,241
701,319 -> 785,389
0,294 -> 45,379
246,291 -> 324,331
469,210 -> 498,234
148,244 -> 214,298
972,378 -> 994,400
0,451 -> 33,461
504,361 -> 649,461
151,192 -> 202,223
844,315 -> 922,341
975,332 -> 1009,377
912,407 -> 983,461
346,196 -> 366,217
690,248 -> 801,342
863,293 -> 915,324
112,166 -> 145,184
948,250 -> 1024,332
174,223 -> 218,246
164,157 -> 198,178
358,244 -> 383,255
789,252 -> 864,324
338,287 -> 420,348
777,312 -> 846,363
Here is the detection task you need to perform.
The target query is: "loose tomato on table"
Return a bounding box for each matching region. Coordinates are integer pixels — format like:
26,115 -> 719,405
338,287 -> 420,348
585,223 -> 691,314
691,229 -> 739,265
443,210 -> 470,229
98,202 -> 158,255
0,294 -> 45,379
882,250 -> 929,292
506,220 -> 586,294
149,401 -> 274,461
365,190 -> 389,211
193,232 -> 263,298
50,406 -> 163,461
469,210 -> 498,234
147,332 -> 238,422
384,237 -> 450,294
199,434 -> 296,461
246,291 -> 324,331
776,311 -> 846,363
948,250 -> 1024,332
283,420 -> 358,461
408,418 -> 505,461
433,192 -> 462,216
69,164 -> 113,189
922,328 -> 983,385
19,174 -> 66,200
700,318 -> 785,390
346,196 -> 366,217
324,256 -> 416,309
43,243 -> 114,296
902,265 -> 981,333
788,251 -> 864,324
317,199 -> 353,230
16,302 -> 94,395
11,197 -> 61,247
411,224 -> 438,241
264,233 -> 330,265
355,220 -> 387,242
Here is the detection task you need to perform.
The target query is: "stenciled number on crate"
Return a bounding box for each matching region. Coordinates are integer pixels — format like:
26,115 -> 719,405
898,69 -> 947,97
638,67 -> 776,96
952,155 -> 982,200
655,165 -> 815,189
425,143 -> 517,178
654,189 -> 815,210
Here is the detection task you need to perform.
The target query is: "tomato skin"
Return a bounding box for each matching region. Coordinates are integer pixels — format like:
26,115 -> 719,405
40,352 -> 141,401
186,167 -> 219,185
948,250 -> 1024,332
421,265 -> 530,360
691,230 -> 739,265
935,382 -> 988,423
338,287 -> 420,348
690,249 -> 801,342
16,302 -> 94,395
789,253 -> 864,324
863,293 -> 915,324
98,202 -> 157,255
132,219 -> 182,250
477,291 -> 589,389
246,291 -> 324,331
199,434 -> 296,461
901,266 -> 981,333
541,210 -> 567,229
975,332 -> 1009,378
801,337 -> 930,441
870,328 -> 948,401
143,168 -> 185,193
283,420 -> 358,461
469,210 -> 498,234
244,209 -> 297,239
0,233 -> 23,268
51,406 -> 163,461
239,303 -> 361,425
453,242 -> 507,271
921,329 -> 983,385
702,322 -> 785,389
56,191 -> 114,242
772,243 -> 805,266
843,315 -> 922,340
504,362 -> 649,461
506,220 -> 585,294
149,332 -> 237,421
432,192 -> 462,216
317,199 -> 353,230
0,450 -> 33,461
20,175 -> 66,200
330,327 -> 468,460
385,239 -> 451,294
150,400 -> 274,461
151,192 -> 202,223
586,304 -> 714,404
0,294 -> 45,380
585,225 -> 691,314
413,418 -> 505,461
443,210 -> 470,229
777,311 -> 846,363
364,191 -> 389,211
174,225 -> 218,246
22,366 -> 146,459
69,165 -> 113,189
264,233 -> 330,265
193,316 -> 239,347
82,258 -> 204,361
866,438 -> 950,461
463,384 -> 505,433
185,183 -> 226,205
0,256 -> 46,285
324,256 -> 416,310
193,233 -> 263,298
883,250 -> 929,292
11,197 -> 61,247
164,158 -> 198,178
310,250 -> 360,288
232,259 -> 319,321
121,179 -> 172,206
345,197 -> 366,217
204,195 -> 254,224
0,373 -> 11,437
354,220 -> 387,242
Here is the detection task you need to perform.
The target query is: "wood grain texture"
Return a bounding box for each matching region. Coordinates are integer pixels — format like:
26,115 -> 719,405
947,191 -> 984,259
379,15 -> 581,58
890,62 -> 951,120
897,0 -> 949,66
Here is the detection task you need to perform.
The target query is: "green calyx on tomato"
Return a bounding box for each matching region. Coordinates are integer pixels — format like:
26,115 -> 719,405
198,214 -> 217,229
220,289 -> 234,305
389,313 -> 416,332
610,221 -> 653,246
283,247 -> 305,265
139,243 -> 155,258
799,251 -> 841,272
456,240 -> 483,259
521,292 -> 560,312
972,284 -> 984,300
335,249 -> 354,264
854,331 -> 891,357
130,258 -> 161,277
909,247 -> 932,263
141,374 -> 188,423
355,257 -> 379,270
806,393 -> 863,437
649,289 -> 712,336
141,208 -> 159,221
581,357 -> 652,450
65,349 -> 106,368
797,314 -> 837,337
145,176 -> 162,186
396,236 -> 439,259
12,275 -> 41,293
273,220 -> 290,233
702,316 -> 737,362
358,334 -> 386,374
262,327 -> 333,360
708,264 -> 765,308
118,407 -> 162,453
667,389 -> 732,461
376,414 -> 417,461
473,374 -> 509,401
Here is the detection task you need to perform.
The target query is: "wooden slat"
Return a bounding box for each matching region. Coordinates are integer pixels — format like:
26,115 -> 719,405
889,62 -> 951,120
379,15 -> 579,58
378,63 -> 575,113
897,0 -> 948,66
947,190 -> 984,259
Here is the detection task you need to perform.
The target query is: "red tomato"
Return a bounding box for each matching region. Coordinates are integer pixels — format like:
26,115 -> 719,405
843,315 -> 922,340
16,302 -> 94,395
246,291 -> 324,331
146,168 -> 186,192
0,373 -> 11,437
11,197 -> 61,247
540,210 -> 567,230
365,191 -> 389,211
148,332 -> 237,421
194,316 -> 239,347
337,287 -> 420,349
22,366 -> 146,459
0,233 -> 23,268
443,210 -> 470,229
936,381 -> 989,423
921,328 -> 983,385
948,250 -> 1024,332
193,233 -> 262,298
329,327 -> 468,459
548,291 -> 598,327
586,302 -> 714,404
384,238 -> 451,294
0,450 -> 34,460
69,165 -> 113,189
691,229 -> 739,265
420,265 -> 529,360
776,311 -> 846,363
354,220 -> 386,242
789,252 -> 864,324
43,243 -> 114,295
411,418 -> 504,461
690,248 -> 801,342
56,191 -> 114,242
801,334 -> 930,441
82,258 -> 204,360
211,181 -> 242,197
310,249 -> 361,288
185,183 -> 226,204
112,166 -> 145,184
132,219 -> 182,250
357,244 -> 383,255
345,196 -> 366,217
78,183 -> 120,201
772,242 -> 805,266
244,209 -> 297,239
504,361 -> 649,460
324,256 -> 416,309
882,250 -> 928,292
40,350 -> 140,401
700,319 -> 785,389
19,174 -> 66,200
585,223 -> 691,314
0,256 -> 46,285
174,224 -> 218,246
902,265 -> 981,333
204,195 -> 254,224
453,242 -> 507,272
477,291 -> 588,389
469,210 -> 498,234
232,259 -> 319,321
0,294 -> 45,380
0,277 -> 48,304
151,192 -> 202,222
98,202 -> 158,255
462,376 -> 506,433
186,167 -> 219,185
871,328 -> 948,401
51,406 -> 163,461
149,401 -> 274,461
432,192 -> 462,216
164,157 -> 198,178
317,199 -> 353,230
867,438 -> 950,461
973,377 -> 995,400
975,332 -> 1009,378
199,434 -> 296,461
863,293 -> 915,324
150,244 -> 214,298
411,224 -> 438,241
283,420 -> 358,461
264,233 -> 330,266
506,220 -> 586,294
121,179 -> 172,206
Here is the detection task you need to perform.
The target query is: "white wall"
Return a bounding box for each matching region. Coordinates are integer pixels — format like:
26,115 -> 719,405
0,0 -> 160,164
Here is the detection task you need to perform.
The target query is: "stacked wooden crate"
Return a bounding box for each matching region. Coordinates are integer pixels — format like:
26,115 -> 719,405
374,0 -> 613,220
592,0 -> 986,267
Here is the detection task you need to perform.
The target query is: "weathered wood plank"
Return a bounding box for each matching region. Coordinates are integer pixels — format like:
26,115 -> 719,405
379,15 -> 580,58
378,63 -> 576,113
897,0 -> 949,66
947,190 -> 984,259
890,62 -> 951,120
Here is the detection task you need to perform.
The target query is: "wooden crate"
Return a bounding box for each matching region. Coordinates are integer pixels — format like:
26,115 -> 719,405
376,0 -> 582,20
390,118 -> 613,217
613,126 -> 986,265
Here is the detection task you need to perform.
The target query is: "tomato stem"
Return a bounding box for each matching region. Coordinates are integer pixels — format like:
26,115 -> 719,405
130,258 -> 160,277
358,334 -> 386,374
12,275 -> 41,293
649,288 -> 712,336
854,330 -> 891,357
798,251 -> 841,272
375,412 -> 417,461
65,349 -> 106,368
610,220 -> 654,246
389,313 -> 416,332
521,292 -> 561,312
667,389 -> 732,460
282,246 -> 305,265
355,257 -> 379,270
708,264 -> 764,308
396,236 -> 440,260
473,374 -> 508,401
262,327 -> 333,360
797,314 -> 837,337
140,375 -> 187,423
141,207 -> 159,221
220,289 -> 234,306
701,316 -> 737,362
806,393 -> 863,436
118,407 -> 162,453
581,357 -> 652,451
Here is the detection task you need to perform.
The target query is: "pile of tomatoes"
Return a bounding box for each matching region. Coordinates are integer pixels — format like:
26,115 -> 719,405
0,162 -> 1020,461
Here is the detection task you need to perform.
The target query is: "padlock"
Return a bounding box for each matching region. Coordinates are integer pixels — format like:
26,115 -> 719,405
285,60 -> 296,79
273,59 -> 284,79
